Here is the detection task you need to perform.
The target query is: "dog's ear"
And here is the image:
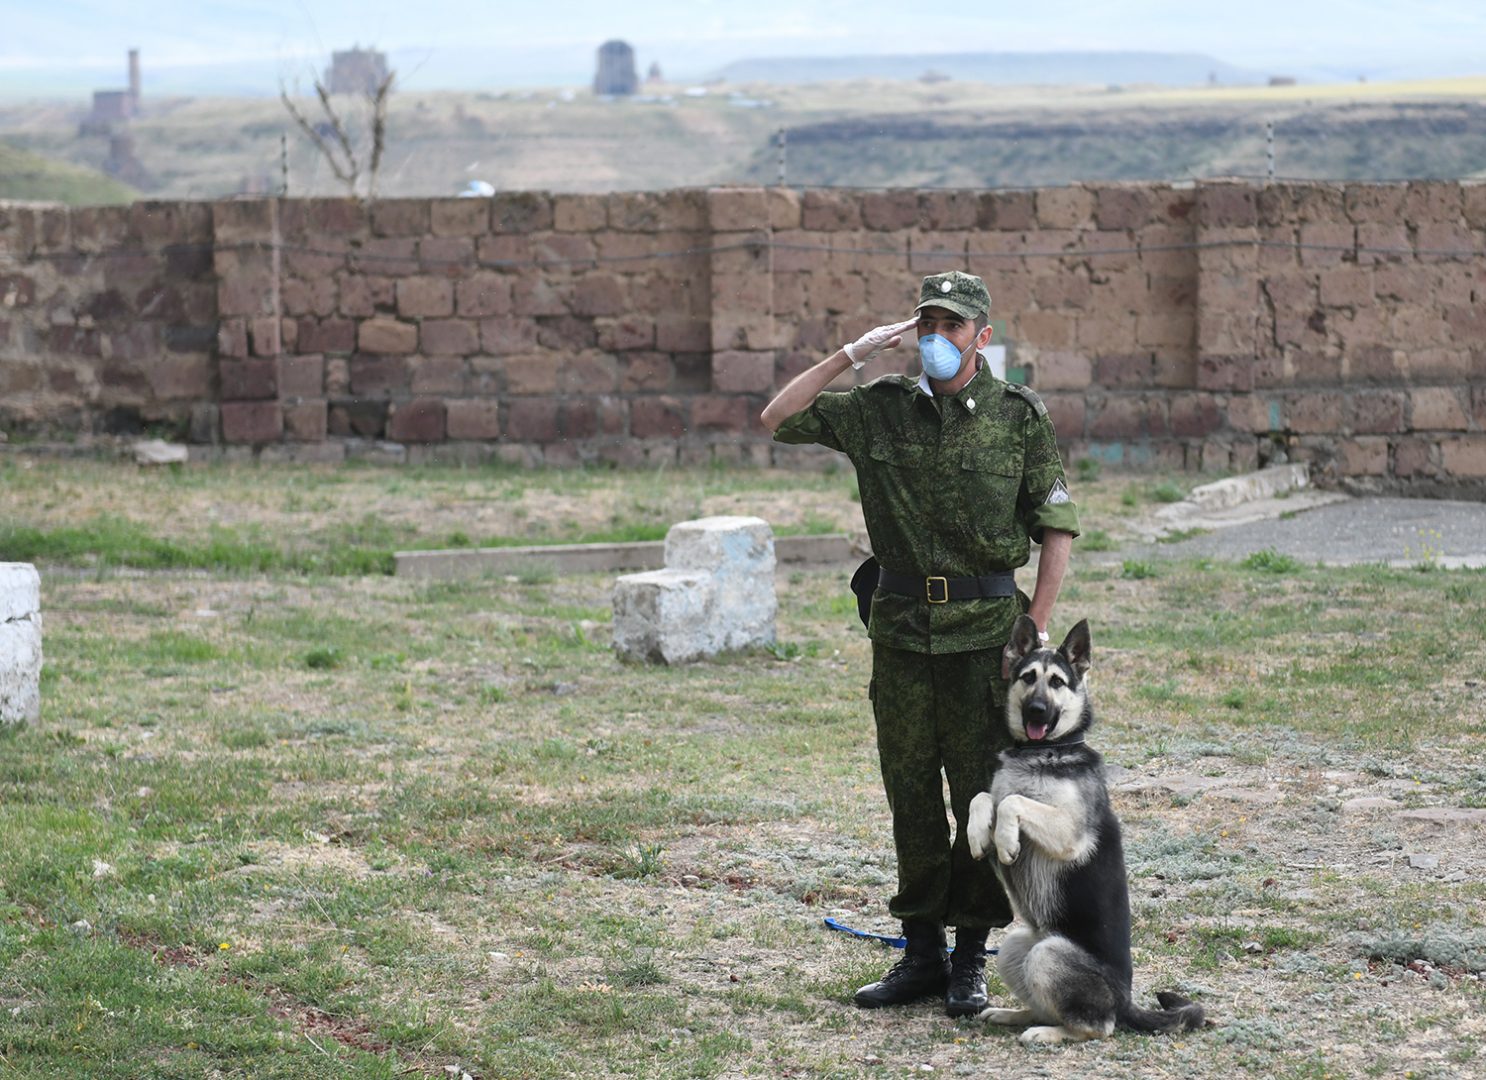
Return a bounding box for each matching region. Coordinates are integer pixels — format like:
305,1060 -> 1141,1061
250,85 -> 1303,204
1060,619 -> 1091,676
1006,614 -> 1042,665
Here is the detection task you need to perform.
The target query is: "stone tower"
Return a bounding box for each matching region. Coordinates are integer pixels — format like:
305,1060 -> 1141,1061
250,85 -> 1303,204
593,40 -> 639,96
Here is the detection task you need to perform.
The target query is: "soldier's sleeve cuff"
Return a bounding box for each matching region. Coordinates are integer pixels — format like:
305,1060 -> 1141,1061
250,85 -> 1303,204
1027,503 -> 1081,544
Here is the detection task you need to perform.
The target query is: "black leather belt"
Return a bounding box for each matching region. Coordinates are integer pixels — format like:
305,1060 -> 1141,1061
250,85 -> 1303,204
877,567 -> 1016,604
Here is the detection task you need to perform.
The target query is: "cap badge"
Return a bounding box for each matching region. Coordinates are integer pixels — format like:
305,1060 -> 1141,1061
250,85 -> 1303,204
939,280 -> 953,293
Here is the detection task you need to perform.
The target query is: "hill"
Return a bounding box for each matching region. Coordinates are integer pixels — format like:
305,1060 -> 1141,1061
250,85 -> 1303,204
0,77 -> 1481,202
0,140 -> 136,204
711,51 -> 1264,87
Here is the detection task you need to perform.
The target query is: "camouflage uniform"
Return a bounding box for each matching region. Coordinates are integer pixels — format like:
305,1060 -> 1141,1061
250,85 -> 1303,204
773,274 -> 1081,930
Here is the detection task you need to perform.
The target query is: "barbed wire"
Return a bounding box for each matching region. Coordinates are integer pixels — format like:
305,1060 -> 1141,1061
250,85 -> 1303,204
3,232 -> 1480,272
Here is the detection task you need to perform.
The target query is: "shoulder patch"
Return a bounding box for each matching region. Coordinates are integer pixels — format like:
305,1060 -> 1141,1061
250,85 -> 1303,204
1043,477 -> 1071,505
1004,382 -> 1048,417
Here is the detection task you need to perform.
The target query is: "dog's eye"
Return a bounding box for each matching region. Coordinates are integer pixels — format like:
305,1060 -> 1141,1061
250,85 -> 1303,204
1048,675 -> 1065,689
1020,671 -> 1037,685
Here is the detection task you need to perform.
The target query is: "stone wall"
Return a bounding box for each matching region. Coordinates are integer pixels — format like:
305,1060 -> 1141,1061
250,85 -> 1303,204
1,182 -> 1483,485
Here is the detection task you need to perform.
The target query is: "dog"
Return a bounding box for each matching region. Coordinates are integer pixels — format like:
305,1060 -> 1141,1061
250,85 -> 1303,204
966,615 -> 1205,1046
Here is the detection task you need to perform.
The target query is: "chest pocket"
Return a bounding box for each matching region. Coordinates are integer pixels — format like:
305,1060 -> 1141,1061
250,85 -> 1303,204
956,447 -> 1023,533
867,440 -> 935,470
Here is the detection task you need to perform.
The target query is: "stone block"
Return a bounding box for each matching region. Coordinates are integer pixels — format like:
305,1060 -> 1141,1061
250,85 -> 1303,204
1197,354 -> 1255,393
0,563 -> 42,726
612,569 -> 716,664
1035,186 -> 1093,229
769,187 -> 803,230
387,398 -> 447,443
712,350 -> 776,393
571,273 -> 627,317
1338,436 -> 1389,476
283,400 -> 327,442
1410,387 -> 1470,431
430,198 -> 490,236
631,396 -> 689,438
296,317 -> 356,355
358,319 -> 418,355
921,191 -> 979,230
349,237 -> 415,276
1285,391 -> 1345,434
420,318 -> 480,356
596,316 -> 655,352
613,516 -> 776,664
1197,183 -> 1258,228
708,187 -> 771,232
277,354 -> 325,399
396,277 -> 454,318
418,236 -> 474,270
371,199 -> 430,236
1094,184 -> 1155,231
410,355 -> 468,394
492,193 -> 554,233
220,360 -> 276,401
328,400 -> 387,438
1169,393 -> 1223,438
455,273 -> 513,317
1348,390 -> 1406,434
553,194 -> 608,232
1441,436 -> 1486,478
861,190 -> 920,232
1032,350 -> 1091,390
690,395 -> 751,433
505,397 -> 560,440
446,398 -> 502,440
979,191 -> 1034,231
801,190 -> 862,231
221,401 -> 283,444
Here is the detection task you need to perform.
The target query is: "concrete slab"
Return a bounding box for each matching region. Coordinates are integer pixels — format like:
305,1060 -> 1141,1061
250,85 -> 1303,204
1123,497 -> 1486,568
395,533 -> 864,580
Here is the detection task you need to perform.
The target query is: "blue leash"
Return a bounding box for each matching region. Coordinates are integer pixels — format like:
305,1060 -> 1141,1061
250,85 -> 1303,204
822,917 -> 998,955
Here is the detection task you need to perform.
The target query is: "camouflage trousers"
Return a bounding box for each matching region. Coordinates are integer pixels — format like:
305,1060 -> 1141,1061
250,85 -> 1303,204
869,642 -> 1014,930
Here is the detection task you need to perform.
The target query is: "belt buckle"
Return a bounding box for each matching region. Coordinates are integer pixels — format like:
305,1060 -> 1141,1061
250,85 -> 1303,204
926,576 -> 949,604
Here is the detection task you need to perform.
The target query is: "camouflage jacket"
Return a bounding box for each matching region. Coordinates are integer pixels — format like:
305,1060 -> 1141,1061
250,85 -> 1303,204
773,366 -> 1081,654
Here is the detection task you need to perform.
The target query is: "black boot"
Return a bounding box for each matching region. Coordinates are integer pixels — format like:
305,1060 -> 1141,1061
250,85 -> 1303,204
945,928 -> 989,1017
853,920 -> 950,1008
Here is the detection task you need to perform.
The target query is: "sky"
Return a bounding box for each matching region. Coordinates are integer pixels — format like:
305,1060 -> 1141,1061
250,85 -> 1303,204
2,0 -> 1484,96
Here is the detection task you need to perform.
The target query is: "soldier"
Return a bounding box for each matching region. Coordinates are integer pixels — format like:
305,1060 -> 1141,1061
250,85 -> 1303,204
760,271 -> 1080,1016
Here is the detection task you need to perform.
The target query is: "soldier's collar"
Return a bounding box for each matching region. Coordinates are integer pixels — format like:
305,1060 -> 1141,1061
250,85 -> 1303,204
917,361 -> 985,402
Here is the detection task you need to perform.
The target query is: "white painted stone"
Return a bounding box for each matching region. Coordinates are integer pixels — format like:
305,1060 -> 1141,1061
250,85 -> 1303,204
0,563 -> 40,624
612,517 -> 777,664
664,516 -> 776,653
0,563 -> 42,725
132,439 -> 190,466
612,569 -> 714,664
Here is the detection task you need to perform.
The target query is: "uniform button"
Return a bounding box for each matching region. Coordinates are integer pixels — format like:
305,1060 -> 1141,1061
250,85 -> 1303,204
966,398 -> 976,410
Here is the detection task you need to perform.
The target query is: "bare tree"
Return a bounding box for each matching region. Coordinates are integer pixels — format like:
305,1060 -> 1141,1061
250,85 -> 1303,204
279,71 -> 395,198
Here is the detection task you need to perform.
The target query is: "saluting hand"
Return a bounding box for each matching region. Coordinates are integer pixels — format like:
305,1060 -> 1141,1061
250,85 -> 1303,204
843,318 -> 919,367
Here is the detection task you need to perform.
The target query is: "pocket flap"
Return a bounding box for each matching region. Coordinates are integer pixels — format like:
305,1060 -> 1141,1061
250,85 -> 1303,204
959,447 -> 1022,476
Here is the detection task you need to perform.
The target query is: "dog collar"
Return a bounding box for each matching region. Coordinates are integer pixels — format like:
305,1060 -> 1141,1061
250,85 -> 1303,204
1006,734 -> 1087,754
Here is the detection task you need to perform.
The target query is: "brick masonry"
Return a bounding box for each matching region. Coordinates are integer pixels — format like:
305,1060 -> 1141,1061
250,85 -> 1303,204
0,182 -> 1483,487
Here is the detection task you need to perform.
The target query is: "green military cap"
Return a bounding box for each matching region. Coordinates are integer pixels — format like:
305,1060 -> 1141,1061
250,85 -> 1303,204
914,270 -> 991,321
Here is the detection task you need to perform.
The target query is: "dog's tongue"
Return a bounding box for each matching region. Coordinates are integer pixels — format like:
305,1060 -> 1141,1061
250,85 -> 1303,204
1026,722 -> 1050,742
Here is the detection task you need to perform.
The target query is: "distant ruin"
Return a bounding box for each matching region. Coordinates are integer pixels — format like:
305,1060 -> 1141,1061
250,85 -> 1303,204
80,49 -> 141,135
594,41 -> 639,97
325,47 -> 391,95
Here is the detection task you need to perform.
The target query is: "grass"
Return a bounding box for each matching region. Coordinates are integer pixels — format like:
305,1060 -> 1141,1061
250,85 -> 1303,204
0,139 -> 137,205
0,459 -> 1483,1077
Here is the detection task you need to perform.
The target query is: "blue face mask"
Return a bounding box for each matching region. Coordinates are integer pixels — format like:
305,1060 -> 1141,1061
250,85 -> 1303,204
919,334 -> 969,381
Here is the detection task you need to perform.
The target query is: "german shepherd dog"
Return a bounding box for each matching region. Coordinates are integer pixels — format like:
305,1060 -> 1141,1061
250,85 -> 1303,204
966,616 -> 1205,1045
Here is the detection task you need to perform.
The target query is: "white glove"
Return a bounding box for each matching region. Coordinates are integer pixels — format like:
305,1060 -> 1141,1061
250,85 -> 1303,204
843,318 -> 918,370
